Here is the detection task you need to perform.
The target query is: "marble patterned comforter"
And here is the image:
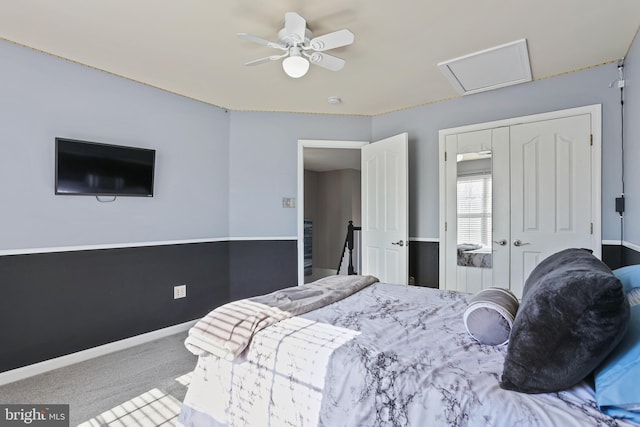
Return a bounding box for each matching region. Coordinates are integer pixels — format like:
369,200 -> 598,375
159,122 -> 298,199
178,283 -> 637,427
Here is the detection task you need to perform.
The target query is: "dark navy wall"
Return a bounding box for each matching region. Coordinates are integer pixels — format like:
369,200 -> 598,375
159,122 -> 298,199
0,238 -> 303,373
0,242 -> 229,373
602,244 -> 640,270
229,240 -> 298,301
409,241 -> 439,288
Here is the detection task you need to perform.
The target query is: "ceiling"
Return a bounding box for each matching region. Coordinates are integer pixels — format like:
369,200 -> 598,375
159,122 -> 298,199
1,1 -> 639,116
304,148 -> 360,172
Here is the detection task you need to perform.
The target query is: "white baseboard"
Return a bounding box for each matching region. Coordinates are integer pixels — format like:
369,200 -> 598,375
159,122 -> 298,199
0,319 -> 197,387
624,241 -> 640,253
602,240 -> 640,253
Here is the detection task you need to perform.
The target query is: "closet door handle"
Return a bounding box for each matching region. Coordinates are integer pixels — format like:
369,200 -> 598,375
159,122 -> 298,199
392,240 -> 404,247
513,239 -> 530,247
493,239 -> 507,246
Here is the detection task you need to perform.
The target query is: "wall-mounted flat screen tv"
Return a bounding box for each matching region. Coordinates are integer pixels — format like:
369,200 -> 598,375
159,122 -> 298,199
55,138 -> 155,197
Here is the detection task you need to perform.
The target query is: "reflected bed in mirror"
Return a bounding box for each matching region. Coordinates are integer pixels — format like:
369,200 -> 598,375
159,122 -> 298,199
457,243 -> 492,268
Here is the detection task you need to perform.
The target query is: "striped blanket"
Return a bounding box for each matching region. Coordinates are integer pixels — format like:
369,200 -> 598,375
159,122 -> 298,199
184,274 -> 378,360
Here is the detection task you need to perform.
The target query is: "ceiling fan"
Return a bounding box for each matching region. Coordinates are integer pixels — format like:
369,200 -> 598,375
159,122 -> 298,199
238,12 -> 355,78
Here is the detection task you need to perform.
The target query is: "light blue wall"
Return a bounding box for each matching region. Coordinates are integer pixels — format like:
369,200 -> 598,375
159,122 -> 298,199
3,34 -> 634,249
624,31 -> 640,246
0,39 -> 230,251
228,112 -> 370,238
372,63 -> 624,241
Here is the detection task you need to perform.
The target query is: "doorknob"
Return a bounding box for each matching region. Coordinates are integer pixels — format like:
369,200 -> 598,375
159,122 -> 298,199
392,240 -> 404,247
513,239 -> 530,247
493,239 -> 507,246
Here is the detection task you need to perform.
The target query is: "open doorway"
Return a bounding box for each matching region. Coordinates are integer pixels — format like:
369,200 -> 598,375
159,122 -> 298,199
297,140 -> 367,285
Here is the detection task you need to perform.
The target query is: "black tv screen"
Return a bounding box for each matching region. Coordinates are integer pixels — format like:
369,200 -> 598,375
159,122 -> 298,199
55,138 -> 155,197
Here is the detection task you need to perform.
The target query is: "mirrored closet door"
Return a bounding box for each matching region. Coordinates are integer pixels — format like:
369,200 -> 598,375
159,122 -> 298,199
442,128 -> 510,295
439,106 -> 601,299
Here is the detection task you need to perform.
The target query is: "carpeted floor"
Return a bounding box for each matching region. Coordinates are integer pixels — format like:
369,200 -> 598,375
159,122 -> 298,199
0,331 -> 197,426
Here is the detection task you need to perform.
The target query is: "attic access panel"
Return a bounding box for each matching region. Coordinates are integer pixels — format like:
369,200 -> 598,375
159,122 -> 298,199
438,39 -> 532,96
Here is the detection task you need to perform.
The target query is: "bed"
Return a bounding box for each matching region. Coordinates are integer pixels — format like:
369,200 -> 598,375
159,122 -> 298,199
178,251 -> 639,427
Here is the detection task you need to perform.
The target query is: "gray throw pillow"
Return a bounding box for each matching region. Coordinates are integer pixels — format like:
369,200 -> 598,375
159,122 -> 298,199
500,248 -> 630,393
464,287 -> 519,346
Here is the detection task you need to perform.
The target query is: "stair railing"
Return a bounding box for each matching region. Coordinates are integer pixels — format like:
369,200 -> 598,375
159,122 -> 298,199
337,220 -> 362,275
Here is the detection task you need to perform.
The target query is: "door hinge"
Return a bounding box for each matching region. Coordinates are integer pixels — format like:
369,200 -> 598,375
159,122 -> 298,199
590,223 -> 593,234
445,222 -> 447,231
444,151 -> 447,161
590,134 -> 593,146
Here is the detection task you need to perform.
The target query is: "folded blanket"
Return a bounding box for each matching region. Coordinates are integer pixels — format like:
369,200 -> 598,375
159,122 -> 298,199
185,274 -> 379,360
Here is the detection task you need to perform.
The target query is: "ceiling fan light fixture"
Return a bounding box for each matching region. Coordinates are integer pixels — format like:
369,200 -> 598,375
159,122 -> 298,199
239,12 -> 354,78
282,54 -> 309,78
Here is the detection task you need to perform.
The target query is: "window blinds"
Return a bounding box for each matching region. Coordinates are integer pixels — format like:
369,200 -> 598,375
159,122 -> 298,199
457,173 -> 492,246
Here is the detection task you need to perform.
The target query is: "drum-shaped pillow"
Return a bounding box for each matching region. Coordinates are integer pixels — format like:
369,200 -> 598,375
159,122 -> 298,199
463,287 -> 519,346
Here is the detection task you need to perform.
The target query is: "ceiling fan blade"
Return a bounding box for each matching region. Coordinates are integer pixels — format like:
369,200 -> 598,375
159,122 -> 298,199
308,52 -> 345,71
284,12 -> 307,43
308,29 -> 355,51
237,33 -> 286,50
244,54 -> 286,66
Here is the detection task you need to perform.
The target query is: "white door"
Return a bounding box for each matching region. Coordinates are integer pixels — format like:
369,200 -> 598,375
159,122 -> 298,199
439,105 -> 601,298
509,114 -> 594,296
443,129 -> 493,293
361,133 -> 409,284
443,128 -> 510,294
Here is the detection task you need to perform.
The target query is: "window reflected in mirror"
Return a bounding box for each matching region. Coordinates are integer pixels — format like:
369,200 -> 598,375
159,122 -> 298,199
456,151 -> 492,268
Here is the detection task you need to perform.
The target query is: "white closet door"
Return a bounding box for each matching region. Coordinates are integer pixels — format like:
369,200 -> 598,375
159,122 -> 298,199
509,114 -> 593,297
444,129 -> 495,293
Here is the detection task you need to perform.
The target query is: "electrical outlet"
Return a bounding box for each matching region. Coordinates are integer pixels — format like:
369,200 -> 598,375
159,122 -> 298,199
174,284 -> 187,299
